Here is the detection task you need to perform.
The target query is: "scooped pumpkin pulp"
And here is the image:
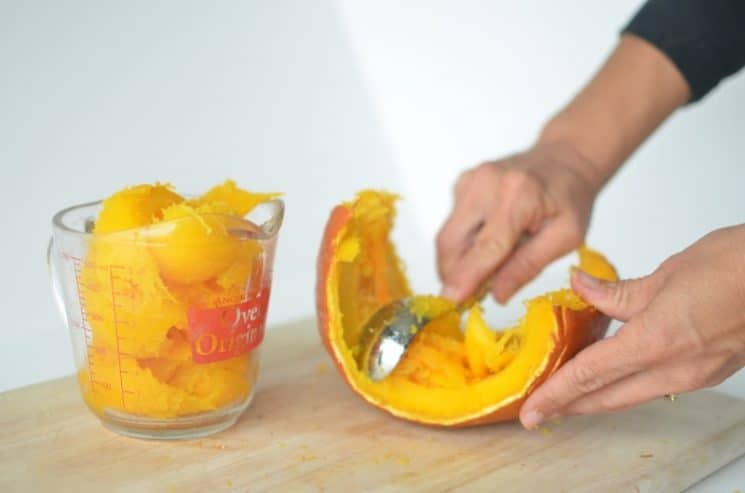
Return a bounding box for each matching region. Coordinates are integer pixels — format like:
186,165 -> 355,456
78,180 -> 280,419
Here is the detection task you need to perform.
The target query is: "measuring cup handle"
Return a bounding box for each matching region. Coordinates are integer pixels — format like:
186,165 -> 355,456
47,236 -> 69,326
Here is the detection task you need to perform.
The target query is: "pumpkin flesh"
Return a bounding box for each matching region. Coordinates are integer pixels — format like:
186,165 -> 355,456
317,190 -> 617,426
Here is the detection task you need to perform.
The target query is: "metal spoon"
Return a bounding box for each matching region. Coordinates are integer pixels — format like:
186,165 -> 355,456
356,280 -> 491,381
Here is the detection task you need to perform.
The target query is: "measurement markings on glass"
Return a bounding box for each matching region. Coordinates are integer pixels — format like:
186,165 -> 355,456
108,266 -> 126,409
67,251 -> 143,408
68,254 -> 108,393
109,264 -> 137,408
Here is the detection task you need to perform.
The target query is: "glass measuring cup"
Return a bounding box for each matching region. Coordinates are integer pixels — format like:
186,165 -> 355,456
48,198 -> 283,439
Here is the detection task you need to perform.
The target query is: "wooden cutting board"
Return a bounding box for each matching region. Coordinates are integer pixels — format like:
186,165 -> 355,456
3,318 -> 745,493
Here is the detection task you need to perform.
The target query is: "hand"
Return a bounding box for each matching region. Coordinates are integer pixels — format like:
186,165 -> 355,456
520,225 -> 745,430
437,141 -> 601,304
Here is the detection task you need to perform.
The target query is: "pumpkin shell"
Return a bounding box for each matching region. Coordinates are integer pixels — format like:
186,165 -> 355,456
316,191 -> 615,427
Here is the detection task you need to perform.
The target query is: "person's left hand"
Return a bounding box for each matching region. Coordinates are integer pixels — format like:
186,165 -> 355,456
519,225 -> 745,430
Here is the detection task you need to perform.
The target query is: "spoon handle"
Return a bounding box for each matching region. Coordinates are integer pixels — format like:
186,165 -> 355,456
454,278 -> 492,313
452,234 -> 531,312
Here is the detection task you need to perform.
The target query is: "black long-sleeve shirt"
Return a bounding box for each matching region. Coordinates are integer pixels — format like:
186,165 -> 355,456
623,0 -> 745,102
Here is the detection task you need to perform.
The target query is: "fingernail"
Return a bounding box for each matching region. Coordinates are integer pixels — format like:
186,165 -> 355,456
572,267 -> 602,288
494,284 -> 514,305
523,409 -> 545,430
440,285 -> 459,301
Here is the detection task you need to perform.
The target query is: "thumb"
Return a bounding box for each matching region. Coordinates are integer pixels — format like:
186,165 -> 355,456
571,269 -> 661,322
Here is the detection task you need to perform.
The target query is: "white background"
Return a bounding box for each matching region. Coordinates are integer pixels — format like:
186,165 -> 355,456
2,1 -> 745,489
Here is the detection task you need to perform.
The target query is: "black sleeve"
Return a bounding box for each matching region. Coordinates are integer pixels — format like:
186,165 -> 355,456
622,0 -> 745,103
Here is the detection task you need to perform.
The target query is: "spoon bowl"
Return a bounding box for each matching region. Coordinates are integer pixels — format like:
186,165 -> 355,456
357,281 -> 491,381
355,296 -> 434,381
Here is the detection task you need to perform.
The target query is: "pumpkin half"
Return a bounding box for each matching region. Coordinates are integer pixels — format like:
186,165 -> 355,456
316,190 -> 617,427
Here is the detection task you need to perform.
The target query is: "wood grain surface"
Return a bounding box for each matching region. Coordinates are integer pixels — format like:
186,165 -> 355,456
2,318 -> 745,493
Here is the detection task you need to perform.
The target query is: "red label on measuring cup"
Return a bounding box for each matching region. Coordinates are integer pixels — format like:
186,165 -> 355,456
186,288 -> 270,364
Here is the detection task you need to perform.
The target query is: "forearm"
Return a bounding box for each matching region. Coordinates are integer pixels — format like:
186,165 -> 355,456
538,34 -> 691,191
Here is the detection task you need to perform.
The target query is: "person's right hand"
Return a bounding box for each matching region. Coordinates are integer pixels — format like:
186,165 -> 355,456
437,140 -> 602,304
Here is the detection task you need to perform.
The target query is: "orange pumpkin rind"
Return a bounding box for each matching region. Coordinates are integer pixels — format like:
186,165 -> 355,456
316,190 -> 617,427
